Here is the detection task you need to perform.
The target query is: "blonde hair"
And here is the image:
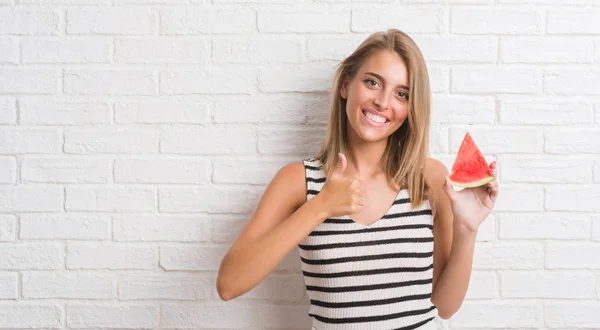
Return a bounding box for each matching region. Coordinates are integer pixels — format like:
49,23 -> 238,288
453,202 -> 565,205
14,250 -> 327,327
315,29 -> 432,208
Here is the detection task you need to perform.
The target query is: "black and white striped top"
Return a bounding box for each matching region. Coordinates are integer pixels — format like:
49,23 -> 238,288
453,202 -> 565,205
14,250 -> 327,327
300,158 -> 438,330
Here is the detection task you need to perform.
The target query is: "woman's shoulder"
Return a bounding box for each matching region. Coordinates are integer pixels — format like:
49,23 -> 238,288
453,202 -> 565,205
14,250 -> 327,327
423,157 -> 450,208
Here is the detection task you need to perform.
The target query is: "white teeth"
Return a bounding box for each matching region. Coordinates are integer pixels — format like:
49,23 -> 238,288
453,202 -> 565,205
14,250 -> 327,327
364,111 -> 387,123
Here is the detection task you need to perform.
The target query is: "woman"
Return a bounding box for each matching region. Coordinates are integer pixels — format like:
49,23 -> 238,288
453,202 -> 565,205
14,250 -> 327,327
216,29 -> 499,329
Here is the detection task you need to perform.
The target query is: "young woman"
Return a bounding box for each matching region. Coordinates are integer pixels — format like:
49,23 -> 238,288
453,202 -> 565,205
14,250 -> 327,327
216,29 -> 499,330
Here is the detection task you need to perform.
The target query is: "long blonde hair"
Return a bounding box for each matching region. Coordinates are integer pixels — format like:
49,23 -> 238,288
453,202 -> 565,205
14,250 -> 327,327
315,29 -> 431,208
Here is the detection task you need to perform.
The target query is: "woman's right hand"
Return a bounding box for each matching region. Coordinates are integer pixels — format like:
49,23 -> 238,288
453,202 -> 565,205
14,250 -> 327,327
317,153 -> 366,218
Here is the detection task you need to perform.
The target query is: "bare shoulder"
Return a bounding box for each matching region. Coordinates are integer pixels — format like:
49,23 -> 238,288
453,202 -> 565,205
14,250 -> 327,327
424,158 -> 449,192
271,161 -> 308,210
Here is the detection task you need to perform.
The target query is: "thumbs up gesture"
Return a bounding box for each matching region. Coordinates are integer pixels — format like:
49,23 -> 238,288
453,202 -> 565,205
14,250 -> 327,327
318,153 -> 366,218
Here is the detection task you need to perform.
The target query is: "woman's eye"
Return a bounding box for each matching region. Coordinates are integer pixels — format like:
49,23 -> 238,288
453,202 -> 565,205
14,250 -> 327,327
398,92 -> 408,100
365,79 -> 378,87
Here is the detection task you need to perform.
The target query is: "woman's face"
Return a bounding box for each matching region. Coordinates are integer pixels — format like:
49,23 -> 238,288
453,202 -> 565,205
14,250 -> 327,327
341,50 -> 410,143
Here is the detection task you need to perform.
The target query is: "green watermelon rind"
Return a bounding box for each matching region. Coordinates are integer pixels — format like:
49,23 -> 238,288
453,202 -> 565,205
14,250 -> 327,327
449,175 -> 495,188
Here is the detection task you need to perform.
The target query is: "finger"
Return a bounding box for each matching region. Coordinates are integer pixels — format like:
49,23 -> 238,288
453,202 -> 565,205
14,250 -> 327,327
334,152 -> 347,178
443,176 -> 456,199
489,161 -> 497,179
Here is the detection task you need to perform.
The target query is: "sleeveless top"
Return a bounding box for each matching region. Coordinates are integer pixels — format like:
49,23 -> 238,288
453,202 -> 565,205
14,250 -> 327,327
299,158 -> 438,330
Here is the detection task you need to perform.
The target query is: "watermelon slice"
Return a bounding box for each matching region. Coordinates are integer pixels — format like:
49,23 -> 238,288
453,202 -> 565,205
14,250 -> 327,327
448,132 -> 495,188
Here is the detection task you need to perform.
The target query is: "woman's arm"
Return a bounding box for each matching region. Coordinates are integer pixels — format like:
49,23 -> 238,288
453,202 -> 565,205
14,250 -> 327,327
426,158 -> 475,319
216,162 -> 327,301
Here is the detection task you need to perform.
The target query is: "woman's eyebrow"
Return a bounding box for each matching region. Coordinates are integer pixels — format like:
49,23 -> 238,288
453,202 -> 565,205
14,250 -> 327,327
365,72 -> 409,91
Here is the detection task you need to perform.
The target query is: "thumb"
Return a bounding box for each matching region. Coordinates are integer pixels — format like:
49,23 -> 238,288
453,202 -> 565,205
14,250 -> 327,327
333,153 -> 347,177
443,176 -> 456,199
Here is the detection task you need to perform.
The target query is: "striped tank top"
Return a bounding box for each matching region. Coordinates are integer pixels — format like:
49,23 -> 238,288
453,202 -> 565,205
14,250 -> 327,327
299,158 -> 438,330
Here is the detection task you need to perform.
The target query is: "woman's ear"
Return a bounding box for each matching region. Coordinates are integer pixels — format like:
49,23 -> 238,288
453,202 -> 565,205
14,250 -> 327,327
340,79 -> 349,99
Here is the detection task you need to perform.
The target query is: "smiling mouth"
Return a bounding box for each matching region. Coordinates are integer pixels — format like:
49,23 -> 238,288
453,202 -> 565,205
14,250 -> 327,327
362,109 -> 389,124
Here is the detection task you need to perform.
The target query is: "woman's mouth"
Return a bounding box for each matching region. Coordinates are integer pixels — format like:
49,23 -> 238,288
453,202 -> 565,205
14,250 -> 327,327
361,109 -> 389,128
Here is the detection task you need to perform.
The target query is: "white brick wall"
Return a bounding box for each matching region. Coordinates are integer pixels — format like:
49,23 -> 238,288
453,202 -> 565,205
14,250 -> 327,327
0,0 -> 599,329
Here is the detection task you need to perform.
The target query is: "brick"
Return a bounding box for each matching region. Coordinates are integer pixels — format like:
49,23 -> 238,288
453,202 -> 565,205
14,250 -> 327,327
429,125 -> 448,153
450,127 -> 543,154
160,127 -> 255,155
64,69 -> 157,95
465,271 -> 498,299
594,215 -> 600,241
545,69 -> 600,95
21,0 -> 107,4
499,97 -> 592,125
545,304 -> 600,328
0,186 -> 63,212
20,99 -> 111,125
115,0 -> 185,5
428,66 -> 448,93
113,215 -> 211,242
213,36 -> 303,64
258,128 -> 324,155
20,214 -> 110,240
259,8 -> 349,33
22,38 -> 110,63
307,35 -> 365,61
452,67 -> 540,94
451,8 -> 541,35
0,37 -> 18,63
500,155 -> 592,183
451,302 -> 541,328
0,97 -> 16,124
546,243 -> 600,269
501,0 -> 588,3
352,7 -> 443,33
501,271 -> 595,298
159,244 -> 226,271
67,8 -> 155,35
160,68 -> 255,94
501,37 -> 593,63
213,95 -> 329,124
213,158 -> 292,185
114,158 -> 209,184
0,68 -> 59,94
431,95 -> 495,124
476,215 -> 495,242
118,273 -> 213,300
21,157 -> 111,183
548,11 -> 600,34
258,64 -> 335,93
413,35 -> 497,63
0,9 -> 60,35
499,213 -> 589,240
0,273 -> 17,299
161,7 -> 254,34
160,302 -> 255,329
596,160 -> 600,183
0,303 -> 61,328
159,186 -> 259,213
64,128 -> 158,154
258,303 -> 311,329
0,215 -> 15,242
494,185 -> 544,212
546,186 -> 600,212
596,40 -> 600,63
67,303 -> 157,328
0,157 -> 16,183
115,38 -> 208,64
67,244 -> 156,270
23,272 -> 115,299
473,242 -> 543,270
210,214 -> 248,244
0,244 -> 63,269
545,129 -> 600,154
66,186 -> 156,212
115,97 -> 209,124
0,128 -> 60,154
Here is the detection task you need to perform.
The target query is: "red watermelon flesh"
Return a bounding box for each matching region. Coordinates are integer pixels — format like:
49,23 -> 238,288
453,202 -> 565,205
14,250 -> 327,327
448,132 -> 494,188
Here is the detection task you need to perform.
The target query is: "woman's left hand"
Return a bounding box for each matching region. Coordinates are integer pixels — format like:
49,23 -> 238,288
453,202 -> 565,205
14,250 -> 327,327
443,161 -> 499,233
